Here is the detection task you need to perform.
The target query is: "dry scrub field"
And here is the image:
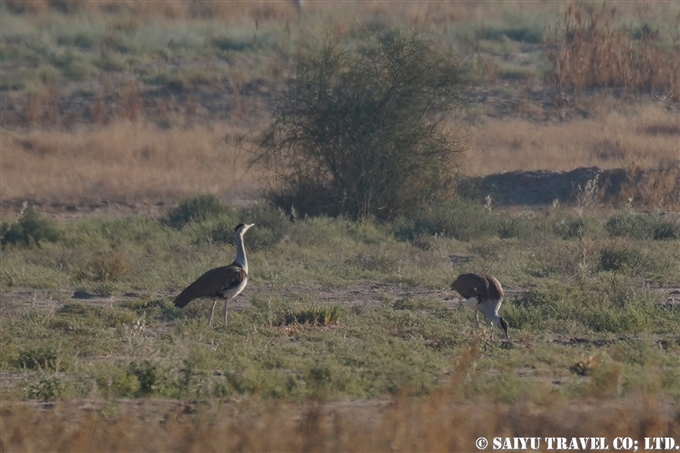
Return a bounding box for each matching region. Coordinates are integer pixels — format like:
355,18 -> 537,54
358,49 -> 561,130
1,1 -> 680,451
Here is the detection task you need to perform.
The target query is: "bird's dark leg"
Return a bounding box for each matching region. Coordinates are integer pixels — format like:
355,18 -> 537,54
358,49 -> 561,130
209,300 -> 218,327
224,298 -> 229,326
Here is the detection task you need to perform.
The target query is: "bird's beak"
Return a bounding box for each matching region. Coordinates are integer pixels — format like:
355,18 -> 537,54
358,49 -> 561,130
244,223 -> 255,231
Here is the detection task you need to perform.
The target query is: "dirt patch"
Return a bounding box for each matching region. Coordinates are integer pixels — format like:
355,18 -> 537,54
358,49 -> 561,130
2,282 -> 676,318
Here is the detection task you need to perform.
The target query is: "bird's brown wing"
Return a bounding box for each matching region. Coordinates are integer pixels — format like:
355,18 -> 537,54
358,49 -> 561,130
451,273 -> 491,299
174,264 -> 246,308
480,273 -> 504,299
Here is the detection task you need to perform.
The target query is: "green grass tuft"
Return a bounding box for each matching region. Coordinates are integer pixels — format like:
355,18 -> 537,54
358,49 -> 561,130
164,194 -> 233,229
276,305 -> 341,326
1,208 -> 60,247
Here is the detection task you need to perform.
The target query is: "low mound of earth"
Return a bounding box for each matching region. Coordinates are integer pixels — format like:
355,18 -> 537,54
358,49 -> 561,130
460,165 -> 680,208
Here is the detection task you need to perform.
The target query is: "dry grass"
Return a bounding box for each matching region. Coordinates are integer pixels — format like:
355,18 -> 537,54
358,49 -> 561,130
2,107 -> 677,203
545,4 -> 680,99
467,105 -> 680,176
620,162 -> 680,210
3,0 -> 676,23
2,339 -> 678,452
2,390 -> 678,452
1,121 -> 267,203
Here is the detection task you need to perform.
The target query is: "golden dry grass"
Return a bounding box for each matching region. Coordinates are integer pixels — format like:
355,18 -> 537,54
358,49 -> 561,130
466,105 -> 680,176
1,121 -> 267,203
544,4 -> 680,99
3,106 -> 678,203
2,393 -> 678,452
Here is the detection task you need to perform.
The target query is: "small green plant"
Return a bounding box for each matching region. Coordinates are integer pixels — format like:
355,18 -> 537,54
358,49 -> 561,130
605,213 -> 680,240
597,242 -> 658,276
1,207 -> 60,246
24,374 -> 66,401
15,345 -> 61,371
209,204 -> 291,251
210,33 -> 256,52
553,215 -> 603,239
393,297 -> 443,311
128,360 -> 172,397
164,194 -> 232,229
177,358 -> 211,399
393,198 -> 500,241
587,361 -> 622,398
276,305 -> 341,326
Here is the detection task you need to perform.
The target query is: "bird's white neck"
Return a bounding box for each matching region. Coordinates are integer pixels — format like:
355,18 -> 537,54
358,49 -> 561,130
235,232 -> 248,273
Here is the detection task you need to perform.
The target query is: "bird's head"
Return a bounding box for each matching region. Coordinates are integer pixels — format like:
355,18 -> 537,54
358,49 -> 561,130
234,223 -> 255,234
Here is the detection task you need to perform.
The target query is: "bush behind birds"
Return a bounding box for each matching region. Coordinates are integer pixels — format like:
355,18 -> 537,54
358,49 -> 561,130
254,26 -> 468,220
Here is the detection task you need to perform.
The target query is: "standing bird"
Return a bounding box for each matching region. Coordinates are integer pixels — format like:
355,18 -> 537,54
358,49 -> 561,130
451,273 -> 509,340
174,223 -> 254,327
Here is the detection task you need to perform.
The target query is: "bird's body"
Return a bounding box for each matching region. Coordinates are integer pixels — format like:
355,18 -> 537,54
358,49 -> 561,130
174,223 -> 254,327
451,273 -> 509,340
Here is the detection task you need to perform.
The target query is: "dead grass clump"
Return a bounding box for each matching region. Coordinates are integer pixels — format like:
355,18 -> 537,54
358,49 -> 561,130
620,162 -> 680,210
88,251 -> 130,282
20,86 -> 62,127
569,355 -> 601,376
545,4 -> 680,99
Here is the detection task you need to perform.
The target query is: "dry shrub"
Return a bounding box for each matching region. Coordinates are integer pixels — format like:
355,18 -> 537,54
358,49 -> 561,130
545,4 -> 680,100
620,162 -> 680,210
256,27 -> 467,219
88,251 -> 130,282
570,355 -> 601,376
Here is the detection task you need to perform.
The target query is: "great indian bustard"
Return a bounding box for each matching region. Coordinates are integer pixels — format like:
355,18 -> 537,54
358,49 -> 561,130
174,223 -> 254,327
451,273 -> 509,340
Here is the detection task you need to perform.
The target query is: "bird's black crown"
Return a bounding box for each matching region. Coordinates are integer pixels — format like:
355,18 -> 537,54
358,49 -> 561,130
234,224 -> 245,232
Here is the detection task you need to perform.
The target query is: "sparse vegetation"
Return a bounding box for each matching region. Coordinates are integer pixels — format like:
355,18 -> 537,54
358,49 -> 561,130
164,194 -> 232,229
1,207 -> 60,246
2,0 -> 680,450
606,212 -> 680,240
276,304 -> 341,326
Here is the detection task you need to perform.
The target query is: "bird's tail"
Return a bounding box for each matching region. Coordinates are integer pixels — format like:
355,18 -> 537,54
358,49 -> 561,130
173,288 -> 195,308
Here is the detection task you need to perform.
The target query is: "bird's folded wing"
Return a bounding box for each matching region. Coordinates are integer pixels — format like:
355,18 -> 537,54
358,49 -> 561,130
174,264 -> 247,308
451,273 -> 489,299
